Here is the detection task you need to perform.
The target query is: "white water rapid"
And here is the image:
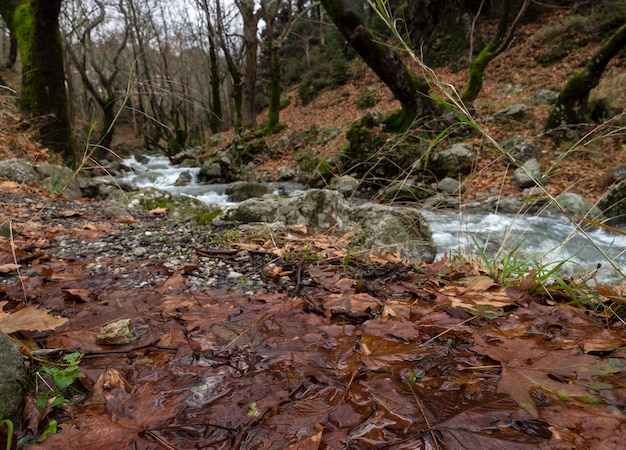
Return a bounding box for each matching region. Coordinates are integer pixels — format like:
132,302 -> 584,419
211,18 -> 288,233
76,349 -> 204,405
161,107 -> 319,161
121,155 -> 626,284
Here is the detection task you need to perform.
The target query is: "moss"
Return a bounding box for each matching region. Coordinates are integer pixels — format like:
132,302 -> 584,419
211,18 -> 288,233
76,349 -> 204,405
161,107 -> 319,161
2,0 -> 75,164
196,209 -> 222,225
356,90 -> 379,109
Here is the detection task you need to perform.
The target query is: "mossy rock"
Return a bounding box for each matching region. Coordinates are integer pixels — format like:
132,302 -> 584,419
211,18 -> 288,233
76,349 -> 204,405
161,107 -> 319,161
340,120 -> 428,186
225,181 -> 270,202
126,187 -> 215,223
296,151 -> 334,185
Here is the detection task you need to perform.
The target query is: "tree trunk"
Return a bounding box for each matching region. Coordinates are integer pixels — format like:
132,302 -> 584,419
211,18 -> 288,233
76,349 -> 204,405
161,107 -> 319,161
462,0 -> 530,104
208,33 -> 223,133
546,22 -> 626,129
264,51 -> 282,133
0,0 -> 75,164
320,0 -> 433,129
237,0 -> 261,129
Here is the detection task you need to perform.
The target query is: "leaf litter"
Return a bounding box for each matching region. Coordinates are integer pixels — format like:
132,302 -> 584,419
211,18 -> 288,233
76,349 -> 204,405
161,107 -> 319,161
0,190 -> 624,449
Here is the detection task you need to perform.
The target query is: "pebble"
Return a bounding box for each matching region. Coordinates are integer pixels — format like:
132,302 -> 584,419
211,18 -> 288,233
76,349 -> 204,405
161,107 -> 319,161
1,190 -> 294,296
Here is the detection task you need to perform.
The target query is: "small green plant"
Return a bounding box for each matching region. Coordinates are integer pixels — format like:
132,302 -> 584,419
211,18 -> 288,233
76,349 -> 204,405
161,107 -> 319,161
1,419 -> 14,450
36,351 -> 85,409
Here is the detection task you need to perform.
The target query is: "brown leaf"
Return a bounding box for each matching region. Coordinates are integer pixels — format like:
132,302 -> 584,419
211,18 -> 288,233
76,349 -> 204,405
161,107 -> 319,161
0,263 -> 20,273
472,333 -> 625,417
58,210 -> 83,218
0,301 -> 68,334
148,207 -> 168,215
63,288 -> 97,302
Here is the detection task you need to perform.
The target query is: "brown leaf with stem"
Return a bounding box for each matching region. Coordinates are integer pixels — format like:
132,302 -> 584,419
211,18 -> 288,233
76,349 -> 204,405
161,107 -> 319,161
472,333 -> 625,417
0,301 -> 68,334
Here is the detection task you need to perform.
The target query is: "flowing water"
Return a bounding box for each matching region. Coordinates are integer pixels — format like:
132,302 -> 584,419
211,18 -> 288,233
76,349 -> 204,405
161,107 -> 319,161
121,155 -> 626,284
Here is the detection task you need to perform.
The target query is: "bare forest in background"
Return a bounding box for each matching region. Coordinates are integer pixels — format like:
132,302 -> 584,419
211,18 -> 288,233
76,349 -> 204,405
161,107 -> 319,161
0,0 -> 624,161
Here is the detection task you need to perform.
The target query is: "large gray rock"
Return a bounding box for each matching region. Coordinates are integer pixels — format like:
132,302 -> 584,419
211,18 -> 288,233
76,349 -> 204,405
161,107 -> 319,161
225,181 -> 270,202
0,332 -> 28,421
79,176 -> 136,200
222,189 -> 351,234
351,204 -> 436,263
330,175 -> 360,197
221,189 -> 436,263
428,143 -> 477,178
599,180 -> 626,223
126,187 -> 214,222
547,193 -> 605,221
535,89 -> 558,105
382,178 -> 433,202
513,158 -> 542,189
494,103 -> 528,122
34,163 -> 82,199
501,135 -> 538,164
0,158 -> 40,184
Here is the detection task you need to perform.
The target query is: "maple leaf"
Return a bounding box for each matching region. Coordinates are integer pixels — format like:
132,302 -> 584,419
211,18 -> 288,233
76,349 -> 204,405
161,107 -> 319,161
0,301 -> 68,334
472,334 -> 625,417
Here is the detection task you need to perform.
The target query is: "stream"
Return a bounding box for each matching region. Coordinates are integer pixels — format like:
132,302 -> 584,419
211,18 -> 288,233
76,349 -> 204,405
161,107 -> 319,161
121,155 -> 626,284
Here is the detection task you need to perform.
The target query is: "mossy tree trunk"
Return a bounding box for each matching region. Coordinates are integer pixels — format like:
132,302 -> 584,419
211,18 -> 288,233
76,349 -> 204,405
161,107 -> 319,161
0,0 -> 75,164
320,0 -> 433,130
264,52 -> 282,134
546,22 -> 626,130
461,0 -> 530,104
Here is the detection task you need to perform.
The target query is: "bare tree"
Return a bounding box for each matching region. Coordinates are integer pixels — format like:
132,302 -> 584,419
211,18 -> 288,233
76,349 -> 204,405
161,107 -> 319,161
63,0 -> 130,160
260,0 -> 320,134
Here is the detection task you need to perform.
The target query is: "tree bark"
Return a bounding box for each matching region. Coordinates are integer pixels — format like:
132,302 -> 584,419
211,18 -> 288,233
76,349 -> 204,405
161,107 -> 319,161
0,0 -> 75,164
208,33 -> 223,133
237,0 -> 261,129
546,22 -> 626,129
462,0 -> 530,104
320,0 -> 432,129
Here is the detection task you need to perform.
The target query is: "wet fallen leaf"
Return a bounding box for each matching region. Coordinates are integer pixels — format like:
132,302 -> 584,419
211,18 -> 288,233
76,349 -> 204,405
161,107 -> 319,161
472,333 -> 625,417
0,263 -> 20,273
148,207 -> 167,215
62,288 -> 97,302
0,301 -> 68,334
58,210 -> 83,218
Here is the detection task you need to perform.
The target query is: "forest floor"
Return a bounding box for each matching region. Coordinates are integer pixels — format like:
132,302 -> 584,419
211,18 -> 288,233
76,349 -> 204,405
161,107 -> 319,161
1,6 -> 626,449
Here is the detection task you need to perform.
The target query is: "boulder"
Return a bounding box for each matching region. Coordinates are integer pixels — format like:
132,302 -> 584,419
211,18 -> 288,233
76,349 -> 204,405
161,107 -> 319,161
513,158 -> 542,189
225,181 -> 270,202
493,103 -> 528,122
382,178 -> 433,201
221,189 -> 351,234
351,204 -> 436,263
437,177 -> 463,194
547,193 -> 605,221
34,163 -> 82,199
428,143 -> 477,178
220,189 -> 437,263
174,171 -> 193,186
126,187 -> 214,222
534,89 -> 558,105
500,135 -> 538,164
0,158 -> 40,184
0,332 -> 28,422
330,175 -> 360,197
79,176 -> 136,200
599,179 -> 626,223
